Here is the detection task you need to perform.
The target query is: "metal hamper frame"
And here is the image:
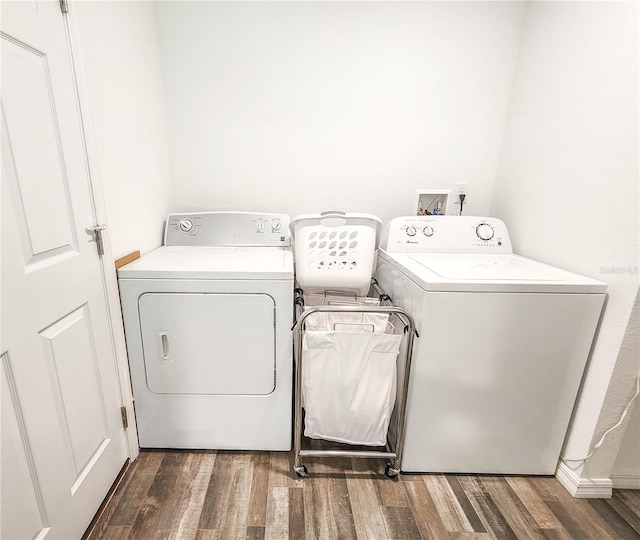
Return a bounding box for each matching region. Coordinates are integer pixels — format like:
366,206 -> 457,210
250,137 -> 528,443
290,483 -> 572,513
292,280 -> 417,478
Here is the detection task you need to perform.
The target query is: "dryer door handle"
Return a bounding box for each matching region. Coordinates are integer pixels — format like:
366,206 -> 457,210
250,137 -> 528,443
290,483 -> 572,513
157,332 -> 172,361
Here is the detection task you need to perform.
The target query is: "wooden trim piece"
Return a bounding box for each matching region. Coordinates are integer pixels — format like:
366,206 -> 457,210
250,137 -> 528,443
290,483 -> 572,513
115,251 -> 140,271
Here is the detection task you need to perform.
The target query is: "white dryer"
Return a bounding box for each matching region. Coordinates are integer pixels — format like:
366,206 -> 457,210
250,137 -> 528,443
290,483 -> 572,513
118,212 -> 293,450
376,216 -> 606,474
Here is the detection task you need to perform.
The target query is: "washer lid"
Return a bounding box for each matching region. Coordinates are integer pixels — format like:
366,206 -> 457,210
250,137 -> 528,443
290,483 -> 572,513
411,253 -> 569,281
117,246 -> 294,280
380,252 -> 607,293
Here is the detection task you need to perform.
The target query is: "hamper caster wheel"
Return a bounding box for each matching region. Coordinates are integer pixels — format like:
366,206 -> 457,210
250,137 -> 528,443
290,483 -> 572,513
294,465 -> 309,478
385,463 -> 400,478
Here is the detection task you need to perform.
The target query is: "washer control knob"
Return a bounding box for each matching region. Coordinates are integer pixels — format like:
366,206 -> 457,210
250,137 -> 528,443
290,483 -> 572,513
406,225 -> 417,237
179,218 -> 194,232
271,219 -> 281,232
256,220 -> 265,231
423,226 -> 434,237
476,223 -> 495,241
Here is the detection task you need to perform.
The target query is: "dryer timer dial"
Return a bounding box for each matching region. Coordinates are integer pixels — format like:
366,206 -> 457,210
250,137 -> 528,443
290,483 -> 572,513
179,218 -> 194,232
476,223 -> 495,241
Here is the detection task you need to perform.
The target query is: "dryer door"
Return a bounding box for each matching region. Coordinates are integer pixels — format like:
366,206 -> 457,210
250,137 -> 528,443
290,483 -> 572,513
139,293 -> 275,395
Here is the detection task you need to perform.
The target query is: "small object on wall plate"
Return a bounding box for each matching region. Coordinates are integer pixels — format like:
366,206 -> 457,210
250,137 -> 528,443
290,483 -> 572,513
413,189 -> 452,216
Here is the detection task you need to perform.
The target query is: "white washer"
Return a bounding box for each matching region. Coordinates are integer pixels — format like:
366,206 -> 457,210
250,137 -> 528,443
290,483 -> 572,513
118,212 -> 293,450
376,216 -> 606,474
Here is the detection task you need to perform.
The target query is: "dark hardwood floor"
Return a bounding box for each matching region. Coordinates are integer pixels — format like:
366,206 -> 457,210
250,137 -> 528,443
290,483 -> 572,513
85,448 -> 640,539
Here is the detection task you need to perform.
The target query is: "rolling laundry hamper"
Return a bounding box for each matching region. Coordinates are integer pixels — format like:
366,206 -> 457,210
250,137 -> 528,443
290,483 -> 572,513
290,212 -> 417,478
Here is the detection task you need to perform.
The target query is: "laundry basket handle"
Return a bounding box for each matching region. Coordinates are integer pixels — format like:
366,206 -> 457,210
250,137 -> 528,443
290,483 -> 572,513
319,211 -> 347,227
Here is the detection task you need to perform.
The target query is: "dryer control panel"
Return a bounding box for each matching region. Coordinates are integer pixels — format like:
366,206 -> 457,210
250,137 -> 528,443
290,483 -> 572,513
380,216 -> 512,253
164,212 -> 291,247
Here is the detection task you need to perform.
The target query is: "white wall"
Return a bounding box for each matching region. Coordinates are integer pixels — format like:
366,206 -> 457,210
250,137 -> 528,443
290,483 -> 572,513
491,1 -> 639,485
610,290 -> 640,488
155,1 -> 525,224
612,396 -> 640,488
76,1 -> 173,259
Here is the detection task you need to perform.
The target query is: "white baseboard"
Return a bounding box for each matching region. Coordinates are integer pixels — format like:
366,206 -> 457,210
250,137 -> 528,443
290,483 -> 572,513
610,474 -> 640,489
556,461 -> 613,498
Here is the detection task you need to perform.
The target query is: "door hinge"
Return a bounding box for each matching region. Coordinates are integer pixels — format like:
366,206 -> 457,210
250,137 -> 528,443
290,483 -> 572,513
59,0 -> 69,14
120,406 -> 128,429
86,224 -> 106,256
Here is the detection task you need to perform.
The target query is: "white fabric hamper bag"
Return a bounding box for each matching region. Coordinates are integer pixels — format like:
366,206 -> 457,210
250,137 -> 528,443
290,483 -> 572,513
303,311 -> 390,334
302,328 -> 402,446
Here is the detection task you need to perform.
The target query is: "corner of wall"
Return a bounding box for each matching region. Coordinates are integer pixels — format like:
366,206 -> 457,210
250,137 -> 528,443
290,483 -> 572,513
488,1 -> 529,217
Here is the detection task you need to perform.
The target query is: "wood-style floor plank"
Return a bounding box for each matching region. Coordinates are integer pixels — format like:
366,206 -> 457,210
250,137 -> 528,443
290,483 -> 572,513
153,453 -> 199,535
531,476 -> 622,540
197,452 -> 233,531
129,452 -> 185,539
480,476 -> 543,540
608,491 -> 640,535
403,478 -> 450,539
344,469 -> 388,539
424,475 -> 475,533
199,452 -> 253,537
448,533 -> 492,539
447,476 -> 487,533
167,453 -> 215,540
288,487 -> 306,540
617,489 -> 640,515
328,473 -> 357,540
99,526 -> 131,540
304,477 -> 333,539
505,476 -> 567,531
265,486 -> 289,540
107,451 -> 164,527
268,450 -> 297,489
374,471 -> 409,507
587,497 -> 640,540
86,450 -> 640,540
301,452 -> 335,540
469,491 -> 518,540
380,505 -> 422,539
246,526 -> 265,540
247,452 -> 271,528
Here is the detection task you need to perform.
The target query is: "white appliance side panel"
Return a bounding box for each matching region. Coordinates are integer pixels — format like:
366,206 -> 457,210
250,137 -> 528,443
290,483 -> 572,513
139,293 -> 275,395
407,290 -> 604,474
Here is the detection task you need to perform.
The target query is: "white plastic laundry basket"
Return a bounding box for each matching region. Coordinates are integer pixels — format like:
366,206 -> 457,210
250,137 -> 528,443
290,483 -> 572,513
290,212 -> 382,296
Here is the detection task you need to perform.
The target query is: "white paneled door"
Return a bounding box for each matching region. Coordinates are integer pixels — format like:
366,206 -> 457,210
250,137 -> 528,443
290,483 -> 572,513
1,2 -> 129,539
